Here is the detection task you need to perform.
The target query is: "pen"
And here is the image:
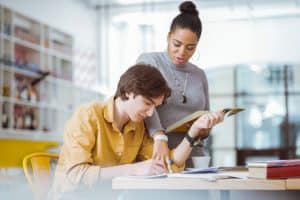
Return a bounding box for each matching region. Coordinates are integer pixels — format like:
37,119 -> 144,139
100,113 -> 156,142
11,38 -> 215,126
165,157 -> 173,174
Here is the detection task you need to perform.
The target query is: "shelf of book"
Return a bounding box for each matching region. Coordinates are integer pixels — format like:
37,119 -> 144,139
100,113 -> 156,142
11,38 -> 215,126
1,32 -> 73,62
0,4 -> 102,143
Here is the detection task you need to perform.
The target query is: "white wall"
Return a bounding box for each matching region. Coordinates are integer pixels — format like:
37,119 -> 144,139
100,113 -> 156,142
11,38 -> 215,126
0,0 -> 99,89
100,5 -> 300,95
198,16 -> 300,68
0,0 -> 97,48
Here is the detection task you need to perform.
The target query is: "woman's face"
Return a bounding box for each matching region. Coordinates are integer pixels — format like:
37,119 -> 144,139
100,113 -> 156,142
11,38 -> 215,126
167,28 -> 199,66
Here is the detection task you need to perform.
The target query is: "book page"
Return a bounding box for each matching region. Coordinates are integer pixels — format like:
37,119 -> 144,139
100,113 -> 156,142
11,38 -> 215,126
168,171 -> 248,181
115,171 -> 248,181
115,173 -> 168,179
182,167 -> 219,174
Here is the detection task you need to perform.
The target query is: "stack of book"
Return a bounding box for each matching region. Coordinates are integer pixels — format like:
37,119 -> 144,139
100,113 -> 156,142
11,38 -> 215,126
247,159 -> 300,179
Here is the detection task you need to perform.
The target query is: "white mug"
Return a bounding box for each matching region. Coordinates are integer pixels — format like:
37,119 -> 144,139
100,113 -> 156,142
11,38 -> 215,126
192,156 -> 210,168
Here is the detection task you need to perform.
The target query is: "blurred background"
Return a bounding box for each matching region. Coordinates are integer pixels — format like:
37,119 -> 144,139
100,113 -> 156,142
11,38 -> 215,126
0,0 -> 300,193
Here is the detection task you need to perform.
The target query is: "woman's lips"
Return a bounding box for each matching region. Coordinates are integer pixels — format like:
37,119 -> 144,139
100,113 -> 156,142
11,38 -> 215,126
175,57 -> 185,64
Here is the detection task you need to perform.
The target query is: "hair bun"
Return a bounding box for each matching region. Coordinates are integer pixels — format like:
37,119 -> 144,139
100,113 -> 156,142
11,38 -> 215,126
179,1 -> 198,15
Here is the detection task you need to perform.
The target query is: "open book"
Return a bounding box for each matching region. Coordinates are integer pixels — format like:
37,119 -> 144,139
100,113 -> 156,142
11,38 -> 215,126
115,170 -> 247,182
166,108 -> 245,133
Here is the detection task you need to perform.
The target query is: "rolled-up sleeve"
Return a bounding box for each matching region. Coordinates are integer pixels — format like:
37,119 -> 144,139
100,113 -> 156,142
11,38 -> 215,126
136,130 -> 154,161
57,106 -> 101,187
169,150 -> 185,173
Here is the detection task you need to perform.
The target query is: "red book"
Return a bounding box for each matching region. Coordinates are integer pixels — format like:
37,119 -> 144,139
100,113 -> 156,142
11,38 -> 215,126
247,159 -> 300,179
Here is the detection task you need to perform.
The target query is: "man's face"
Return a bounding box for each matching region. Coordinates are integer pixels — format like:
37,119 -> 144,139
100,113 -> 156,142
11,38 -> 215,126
125,93 -> 165,122
167,28 -> 198,65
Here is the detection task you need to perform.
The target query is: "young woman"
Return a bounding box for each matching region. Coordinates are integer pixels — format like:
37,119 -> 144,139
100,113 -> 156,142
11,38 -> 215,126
137,1 -> 211,167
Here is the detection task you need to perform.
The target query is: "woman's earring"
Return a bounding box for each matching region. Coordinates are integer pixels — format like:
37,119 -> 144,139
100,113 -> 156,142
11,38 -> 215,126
196,50 -> 200,61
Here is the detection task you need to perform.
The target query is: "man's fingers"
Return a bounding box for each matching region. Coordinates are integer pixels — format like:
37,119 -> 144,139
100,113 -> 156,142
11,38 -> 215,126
153,160 -> 166,172
152,153 -> 158,159
156,155 -> 162,161
153,154 -> 165,161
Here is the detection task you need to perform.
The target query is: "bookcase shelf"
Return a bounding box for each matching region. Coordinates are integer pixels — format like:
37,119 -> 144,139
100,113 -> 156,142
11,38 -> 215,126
0,4 -> 101,142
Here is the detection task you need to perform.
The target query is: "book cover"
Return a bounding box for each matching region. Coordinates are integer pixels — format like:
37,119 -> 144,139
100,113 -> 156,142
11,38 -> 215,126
166,108 -> 244,133
247,159 -> 300,179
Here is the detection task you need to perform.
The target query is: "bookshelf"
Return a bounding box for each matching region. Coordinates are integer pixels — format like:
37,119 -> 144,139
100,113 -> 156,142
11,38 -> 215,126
0,5 -> 101,142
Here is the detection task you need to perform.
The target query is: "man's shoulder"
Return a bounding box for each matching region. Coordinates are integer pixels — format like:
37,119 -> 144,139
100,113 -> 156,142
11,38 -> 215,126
74,101 -> 105,116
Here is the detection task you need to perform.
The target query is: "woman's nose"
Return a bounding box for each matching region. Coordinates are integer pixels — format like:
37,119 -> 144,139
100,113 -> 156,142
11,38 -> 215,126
178,46 -> 186,56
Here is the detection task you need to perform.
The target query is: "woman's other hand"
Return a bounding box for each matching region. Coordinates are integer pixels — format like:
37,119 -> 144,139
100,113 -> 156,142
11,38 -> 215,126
152,131 -> 170,160
152,140 -> 169,160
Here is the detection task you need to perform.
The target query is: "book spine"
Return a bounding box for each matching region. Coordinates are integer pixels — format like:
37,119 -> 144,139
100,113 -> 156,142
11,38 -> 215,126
267,166 -> 300,179
267,160 -> 300,167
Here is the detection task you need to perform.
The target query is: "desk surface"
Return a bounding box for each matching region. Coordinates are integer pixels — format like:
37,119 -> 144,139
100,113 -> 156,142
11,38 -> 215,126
112,173 -> 300,191
286,178 -> 300,189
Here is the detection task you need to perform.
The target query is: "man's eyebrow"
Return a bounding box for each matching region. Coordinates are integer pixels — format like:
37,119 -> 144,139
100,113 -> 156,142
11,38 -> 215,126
146,97 -> 155,105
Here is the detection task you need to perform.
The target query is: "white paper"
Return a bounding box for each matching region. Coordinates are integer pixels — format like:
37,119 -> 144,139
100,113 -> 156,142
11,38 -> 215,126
116,171 -> 248,182
168,171 -> 248,181
116,173 -> 168,179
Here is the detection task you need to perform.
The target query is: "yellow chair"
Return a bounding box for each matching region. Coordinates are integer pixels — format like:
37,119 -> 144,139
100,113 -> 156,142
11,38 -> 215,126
23,152 -> 59,200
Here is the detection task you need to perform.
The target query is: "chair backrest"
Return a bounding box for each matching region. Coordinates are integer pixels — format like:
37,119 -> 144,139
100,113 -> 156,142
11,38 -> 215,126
23,152 -> 59,200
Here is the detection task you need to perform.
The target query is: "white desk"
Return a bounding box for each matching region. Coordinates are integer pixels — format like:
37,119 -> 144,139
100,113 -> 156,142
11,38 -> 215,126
112,172 -> 300,200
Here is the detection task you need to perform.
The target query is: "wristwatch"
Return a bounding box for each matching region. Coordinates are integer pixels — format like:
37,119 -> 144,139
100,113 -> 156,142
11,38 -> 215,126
185,134 -> 204,147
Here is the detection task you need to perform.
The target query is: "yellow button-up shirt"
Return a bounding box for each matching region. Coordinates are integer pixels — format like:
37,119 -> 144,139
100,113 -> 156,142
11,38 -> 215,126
52,97 -> 183,195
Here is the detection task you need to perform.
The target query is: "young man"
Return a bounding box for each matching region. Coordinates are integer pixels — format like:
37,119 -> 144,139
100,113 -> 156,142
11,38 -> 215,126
51,64 -> 224,197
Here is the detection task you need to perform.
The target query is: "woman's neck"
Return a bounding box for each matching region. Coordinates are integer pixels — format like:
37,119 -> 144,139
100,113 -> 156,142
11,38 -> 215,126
114,98 -> 129,132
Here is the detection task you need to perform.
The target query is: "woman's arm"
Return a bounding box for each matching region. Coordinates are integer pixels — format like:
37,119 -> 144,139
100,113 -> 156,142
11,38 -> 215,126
137,53 -> 170,160
152,131 -> 170,160
172,111 -> 224,166
144,107 -> 170,160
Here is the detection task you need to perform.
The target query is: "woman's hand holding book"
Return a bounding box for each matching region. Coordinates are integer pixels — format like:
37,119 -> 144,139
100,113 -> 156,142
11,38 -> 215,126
188,111 -> 224,139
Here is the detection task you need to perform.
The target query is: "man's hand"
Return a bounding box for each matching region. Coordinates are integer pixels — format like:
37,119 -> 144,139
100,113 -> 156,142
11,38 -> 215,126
132,159 -> 166,176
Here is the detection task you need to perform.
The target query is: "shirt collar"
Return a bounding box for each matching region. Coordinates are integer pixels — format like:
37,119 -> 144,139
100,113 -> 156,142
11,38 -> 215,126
103,96 -> 138,133
103,96 -> 115,123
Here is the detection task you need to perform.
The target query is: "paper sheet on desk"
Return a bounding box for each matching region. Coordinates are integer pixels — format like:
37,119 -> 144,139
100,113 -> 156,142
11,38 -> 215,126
116,173 -> 168,179
115,171 -> 248,181
182,167 -> 219,174
168,171 -> 248,182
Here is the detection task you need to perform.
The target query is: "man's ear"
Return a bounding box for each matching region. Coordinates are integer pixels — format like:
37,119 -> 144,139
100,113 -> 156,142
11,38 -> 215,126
125,92 -> 134,99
